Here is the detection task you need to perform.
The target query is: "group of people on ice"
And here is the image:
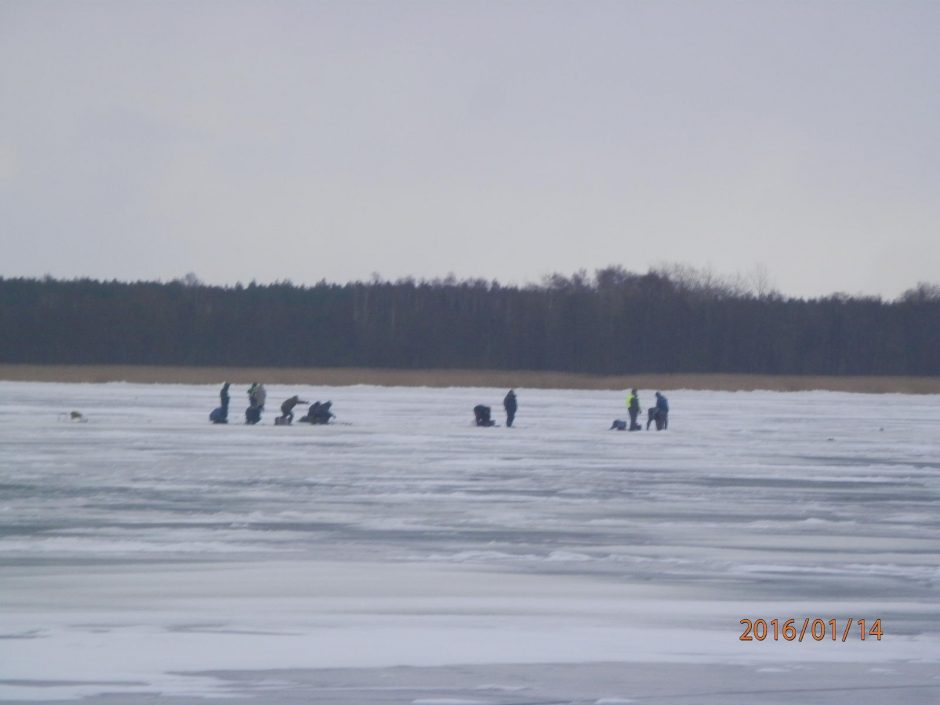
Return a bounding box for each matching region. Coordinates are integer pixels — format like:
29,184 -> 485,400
211,383 -> 669,431
611,389 -> 669,431
473,389 -> 517,427
209,383 -> 334,425
473,387 -> 669,431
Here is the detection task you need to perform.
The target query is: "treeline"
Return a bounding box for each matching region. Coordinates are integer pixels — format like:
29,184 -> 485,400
2,267 -> 939,375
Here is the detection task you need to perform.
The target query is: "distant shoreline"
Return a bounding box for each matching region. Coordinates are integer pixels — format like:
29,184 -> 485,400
1,365 -> 938,394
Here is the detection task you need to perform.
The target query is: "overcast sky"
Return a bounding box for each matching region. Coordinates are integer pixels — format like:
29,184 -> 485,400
1,0 -> 937,299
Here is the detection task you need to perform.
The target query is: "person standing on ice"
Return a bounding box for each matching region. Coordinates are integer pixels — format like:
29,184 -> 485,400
503,389 -> 518,427
248,382 -> 266,409
626,388 -> 641,430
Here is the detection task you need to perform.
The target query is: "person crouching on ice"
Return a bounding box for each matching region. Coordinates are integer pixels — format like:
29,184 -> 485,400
646,391 -> 669,430
278,395 -> 309,424
246,382 -> 266,424
474,404 -> 495,427
210,382 -> 231,424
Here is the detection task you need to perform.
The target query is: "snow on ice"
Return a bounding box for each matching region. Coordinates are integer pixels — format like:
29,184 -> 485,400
0,382 -> 938,704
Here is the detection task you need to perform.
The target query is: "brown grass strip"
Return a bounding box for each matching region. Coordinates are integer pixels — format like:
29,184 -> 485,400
1,365 -> 938,393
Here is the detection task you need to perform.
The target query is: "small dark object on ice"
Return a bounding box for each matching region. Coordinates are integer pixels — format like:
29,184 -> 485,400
610,419 -> 627,431
61,410 -> 88,423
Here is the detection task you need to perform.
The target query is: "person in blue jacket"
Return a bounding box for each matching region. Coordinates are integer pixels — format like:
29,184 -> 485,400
209,382 -> 230,424
647,391 -> 669,431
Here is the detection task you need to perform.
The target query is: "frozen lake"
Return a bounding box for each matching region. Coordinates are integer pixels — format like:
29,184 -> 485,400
1,382 -> 939,704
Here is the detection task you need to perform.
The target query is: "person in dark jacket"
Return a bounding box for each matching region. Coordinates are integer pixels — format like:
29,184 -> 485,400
209,382 -> 230,424
245,383 -> 266,424
474,404 -> 495,427
503,389 -> 518,427
300,401 -> 334,424
646,391 -> 669,430
626,388 -> 641,431
655,392 -> 669,430
278,395 -> 309,424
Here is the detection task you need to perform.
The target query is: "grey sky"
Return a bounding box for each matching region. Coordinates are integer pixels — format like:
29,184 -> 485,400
1,0 -> 938,299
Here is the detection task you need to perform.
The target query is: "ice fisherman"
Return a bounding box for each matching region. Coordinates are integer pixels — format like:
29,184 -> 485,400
279,395 -> 309,424
474,404 -> 495,427
209,382 -> 231,424
626,388 -> 641,431
246,382 -> 266,424
300,400 -> 334,424
647,391 -> 669,431
503,389 -> 518,427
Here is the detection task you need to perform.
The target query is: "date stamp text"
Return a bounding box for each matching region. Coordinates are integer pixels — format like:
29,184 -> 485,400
739,618 -> 883,642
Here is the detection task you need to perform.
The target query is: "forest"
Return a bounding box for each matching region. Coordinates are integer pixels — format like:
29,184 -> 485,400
1,267 -> 938,376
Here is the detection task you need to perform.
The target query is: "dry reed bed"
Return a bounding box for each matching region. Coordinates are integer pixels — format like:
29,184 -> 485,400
1,365 -> 938,394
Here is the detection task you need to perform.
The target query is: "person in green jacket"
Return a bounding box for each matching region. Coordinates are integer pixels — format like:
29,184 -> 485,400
626,388 -> 641,431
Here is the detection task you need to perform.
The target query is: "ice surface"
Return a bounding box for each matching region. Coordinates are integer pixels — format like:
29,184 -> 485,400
1,382 -> 938,703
